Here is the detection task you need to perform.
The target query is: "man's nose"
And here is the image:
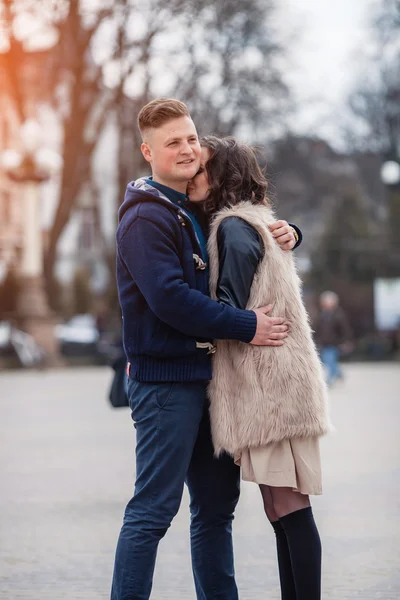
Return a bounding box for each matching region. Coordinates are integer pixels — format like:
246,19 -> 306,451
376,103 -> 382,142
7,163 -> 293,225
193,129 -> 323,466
180,142 -> 193,155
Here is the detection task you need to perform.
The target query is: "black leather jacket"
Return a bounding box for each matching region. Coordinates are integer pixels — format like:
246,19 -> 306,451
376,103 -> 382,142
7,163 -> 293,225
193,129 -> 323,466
216,217 -> 302,309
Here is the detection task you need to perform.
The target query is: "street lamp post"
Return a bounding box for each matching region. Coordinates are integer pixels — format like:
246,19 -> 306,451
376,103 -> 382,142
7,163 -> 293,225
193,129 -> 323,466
1,119 -> 63,365
381,159 -> 400,266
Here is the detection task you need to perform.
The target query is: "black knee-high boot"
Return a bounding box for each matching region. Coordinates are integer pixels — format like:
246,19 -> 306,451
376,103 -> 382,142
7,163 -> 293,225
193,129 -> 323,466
279,507 -> 322,600
271,520 -> 297,600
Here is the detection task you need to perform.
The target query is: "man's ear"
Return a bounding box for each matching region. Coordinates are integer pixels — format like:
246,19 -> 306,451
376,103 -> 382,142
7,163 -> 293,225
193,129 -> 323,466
141,142 -> 152,163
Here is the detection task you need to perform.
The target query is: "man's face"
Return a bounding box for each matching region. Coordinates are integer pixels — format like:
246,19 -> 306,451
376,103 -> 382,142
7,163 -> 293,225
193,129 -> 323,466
141,116 -> 201,188
321,297 -> 337,311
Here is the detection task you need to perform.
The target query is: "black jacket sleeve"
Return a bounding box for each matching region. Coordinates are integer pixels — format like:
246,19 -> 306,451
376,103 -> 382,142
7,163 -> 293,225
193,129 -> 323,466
289,223 -> 302,249
216,217 -> 264,310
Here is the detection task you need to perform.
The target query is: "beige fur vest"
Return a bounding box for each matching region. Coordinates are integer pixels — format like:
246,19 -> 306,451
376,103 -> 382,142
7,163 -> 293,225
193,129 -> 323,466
207,202 -> 331,457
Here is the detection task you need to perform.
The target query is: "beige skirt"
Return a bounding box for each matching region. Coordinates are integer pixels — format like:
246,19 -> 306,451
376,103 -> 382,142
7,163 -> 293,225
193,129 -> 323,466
235,437 -> 322,496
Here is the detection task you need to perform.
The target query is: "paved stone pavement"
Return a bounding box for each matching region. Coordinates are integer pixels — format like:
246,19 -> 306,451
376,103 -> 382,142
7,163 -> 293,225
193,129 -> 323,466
0,363 -> 399,599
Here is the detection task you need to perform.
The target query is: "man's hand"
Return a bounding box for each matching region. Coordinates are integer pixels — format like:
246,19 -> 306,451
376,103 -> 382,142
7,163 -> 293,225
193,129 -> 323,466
251,304 -> 289,346
269,220 -> 297,251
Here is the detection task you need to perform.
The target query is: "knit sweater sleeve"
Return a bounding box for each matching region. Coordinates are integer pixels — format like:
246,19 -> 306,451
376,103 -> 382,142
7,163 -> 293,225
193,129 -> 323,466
118,208 -> 257,342
216,217 -> 264,310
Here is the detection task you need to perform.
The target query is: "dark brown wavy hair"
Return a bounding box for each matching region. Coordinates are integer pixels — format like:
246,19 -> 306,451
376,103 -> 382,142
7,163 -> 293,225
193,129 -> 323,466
199,136 -> 270,215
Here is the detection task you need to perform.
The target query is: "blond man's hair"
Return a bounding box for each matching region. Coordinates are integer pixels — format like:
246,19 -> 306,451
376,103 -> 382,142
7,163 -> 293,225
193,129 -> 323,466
138,98 -> 191,137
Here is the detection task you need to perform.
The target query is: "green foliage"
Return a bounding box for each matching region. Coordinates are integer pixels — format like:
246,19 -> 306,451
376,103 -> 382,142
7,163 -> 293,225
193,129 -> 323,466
310,191 -> 382,288
387,188 -> 400,252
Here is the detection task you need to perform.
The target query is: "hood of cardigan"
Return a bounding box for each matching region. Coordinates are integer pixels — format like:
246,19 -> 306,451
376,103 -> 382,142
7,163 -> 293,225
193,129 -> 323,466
118,177 -> 181,224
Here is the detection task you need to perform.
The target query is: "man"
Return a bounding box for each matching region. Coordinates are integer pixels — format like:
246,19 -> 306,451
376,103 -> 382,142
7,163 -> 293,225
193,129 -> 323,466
314,291 -> 353,386
111,98 -> 301,600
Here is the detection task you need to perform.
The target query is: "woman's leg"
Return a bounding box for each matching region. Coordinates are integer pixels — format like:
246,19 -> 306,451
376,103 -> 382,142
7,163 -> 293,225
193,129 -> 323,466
269,487 -> 321,600
259,485 -> 297,600
269,486 -> 310,517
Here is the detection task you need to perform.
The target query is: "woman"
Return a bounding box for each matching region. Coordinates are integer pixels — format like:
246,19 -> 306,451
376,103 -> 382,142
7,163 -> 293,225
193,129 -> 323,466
188,136 -> 331,600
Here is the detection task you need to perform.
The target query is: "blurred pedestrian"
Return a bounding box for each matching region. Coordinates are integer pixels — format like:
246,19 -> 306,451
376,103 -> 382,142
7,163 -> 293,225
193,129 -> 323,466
188,136 -> 330,600
314,291 -> 353,386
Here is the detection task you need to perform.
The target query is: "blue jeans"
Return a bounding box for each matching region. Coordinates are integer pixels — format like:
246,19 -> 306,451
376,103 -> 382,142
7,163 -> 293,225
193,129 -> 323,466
321,345 -> 342,385
111,379 -> 240,600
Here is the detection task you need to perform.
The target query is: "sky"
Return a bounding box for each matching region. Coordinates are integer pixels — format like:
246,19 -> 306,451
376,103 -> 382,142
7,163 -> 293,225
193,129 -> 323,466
277,0 -> 375,144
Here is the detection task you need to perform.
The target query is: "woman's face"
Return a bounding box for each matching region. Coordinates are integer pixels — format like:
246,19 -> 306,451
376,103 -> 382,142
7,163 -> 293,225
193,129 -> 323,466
187,147 -> 211,203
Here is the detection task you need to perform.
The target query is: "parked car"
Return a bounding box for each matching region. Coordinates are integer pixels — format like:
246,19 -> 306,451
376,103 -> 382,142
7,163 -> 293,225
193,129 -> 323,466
0,321 -> 44,367
55,314 -> 100,358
